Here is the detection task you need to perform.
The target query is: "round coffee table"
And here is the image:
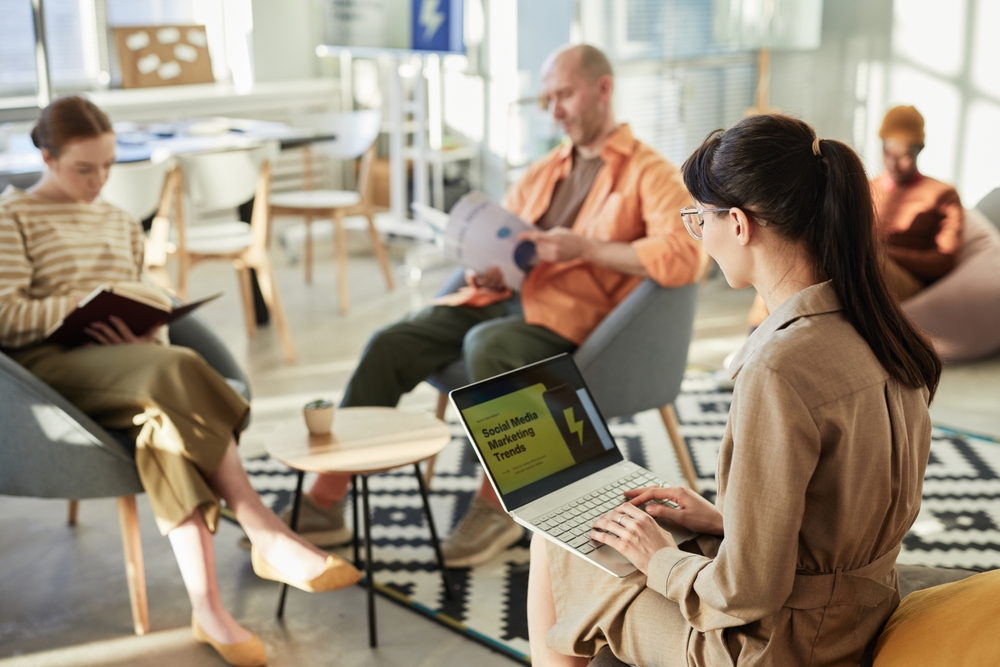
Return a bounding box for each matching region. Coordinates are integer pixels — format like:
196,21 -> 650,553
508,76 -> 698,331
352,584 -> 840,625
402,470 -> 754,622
263,406 -> 454,647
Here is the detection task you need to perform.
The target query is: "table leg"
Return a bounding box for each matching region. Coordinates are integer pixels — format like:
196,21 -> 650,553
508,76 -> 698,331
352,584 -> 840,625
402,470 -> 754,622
413,463 -> 453,599
361,475 -> 377,647
276,469 -> 305,618
352,475 -> 360,569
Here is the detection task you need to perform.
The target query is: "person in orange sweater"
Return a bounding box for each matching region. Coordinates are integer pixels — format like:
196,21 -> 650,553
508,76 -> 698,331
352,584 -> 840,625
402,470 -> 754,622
279,44 -> 702,568
746,105 -> 964,328
874,105 -> 964,298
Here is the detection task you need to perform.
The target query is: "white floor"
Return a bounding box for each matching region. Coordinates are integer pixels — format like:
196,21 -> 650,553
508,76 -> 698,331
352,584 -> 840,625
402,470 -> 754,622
1,228 -> 997,666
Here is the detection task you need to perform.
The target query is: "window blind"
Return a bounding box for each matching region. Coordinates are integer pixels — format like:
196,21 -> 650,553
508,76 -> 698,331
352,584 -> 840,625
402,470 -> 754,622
580,0 -> 756,165
0,0 -> 38,95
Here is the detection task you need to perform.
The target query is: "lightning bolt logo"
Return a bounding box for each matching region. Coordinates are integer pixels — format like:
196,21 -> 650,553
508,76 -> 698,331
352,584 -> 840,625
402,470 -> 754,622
418,0 -> 445,42
564,407 -> 584,445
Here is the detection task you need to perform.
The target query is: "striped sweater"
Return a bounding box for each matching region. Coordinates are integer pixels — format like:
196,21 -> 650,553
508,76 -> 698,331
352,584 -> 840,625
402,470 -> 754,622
0,186 -> 146,349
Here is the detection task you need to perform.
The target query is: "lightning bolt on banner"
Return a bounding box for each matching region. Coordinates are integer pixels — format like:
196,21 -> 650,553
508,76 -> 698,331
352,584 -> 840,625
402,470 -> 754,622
419,0 -> 444,41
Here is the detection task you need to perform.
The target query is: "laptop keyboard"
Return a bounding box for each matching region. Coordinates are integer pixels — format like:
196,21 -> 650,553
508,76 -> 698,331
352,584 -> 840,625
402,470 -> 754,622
532,469 -> 669,555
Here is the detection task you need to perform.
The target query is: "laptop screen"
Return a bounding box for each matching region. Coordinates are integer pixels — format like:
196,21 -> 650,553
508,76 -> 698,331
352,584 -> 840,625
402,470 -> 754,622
450,354 -> 622,510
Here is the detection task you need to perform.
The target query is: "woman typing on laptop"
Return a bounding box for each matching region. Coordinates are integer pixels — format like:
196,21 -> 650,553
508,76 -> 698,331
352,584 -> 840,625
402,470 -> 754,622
526,114 -> 941,666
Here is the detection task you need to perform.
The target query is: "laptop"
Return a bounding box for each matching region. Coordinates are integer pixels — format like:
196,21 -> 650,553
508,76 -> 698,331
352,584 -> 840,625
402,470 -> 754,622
450,353 -> 695,577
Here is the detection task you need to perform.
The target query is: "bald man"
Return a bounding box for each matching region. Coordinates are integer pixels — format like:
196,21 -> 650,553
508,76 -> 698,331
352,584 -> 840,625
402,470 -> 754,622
282,44 -> 701,568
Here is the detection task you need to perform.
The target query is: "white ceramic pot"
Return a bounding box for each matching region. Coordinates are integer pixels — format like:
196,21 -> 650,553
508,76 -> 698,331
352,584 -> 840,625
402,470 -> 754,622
303,403 -> 335,435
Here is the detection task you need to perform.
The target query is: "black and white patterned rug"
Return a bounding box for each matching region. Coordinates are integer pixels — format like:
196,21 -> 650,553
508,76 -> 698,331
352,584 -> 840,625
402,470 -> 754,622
240,372 -> 1000,663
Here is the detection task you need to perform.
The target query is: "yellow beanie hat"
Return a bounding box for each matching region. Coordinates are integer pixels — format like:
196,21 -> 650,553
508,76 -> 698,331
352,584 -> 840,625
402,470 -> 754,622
879,106 -> 925,145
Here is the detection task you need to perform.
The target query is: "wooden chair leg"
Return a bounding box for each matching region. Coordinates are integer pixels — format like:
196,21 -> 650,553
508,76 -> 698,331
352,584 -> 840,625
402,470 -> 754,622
116,496 -> 149,636
147,264 -> 175,295
334,210 -> 350,314
67,499 -> 79,526
422,391 -> 450,489
253,257 -> 298,363
658,404 -> 699,492
236,265 -> 258,338
175,255 -> 191,301
435,391 -> 448,421
304,215 -> 314,284
423,456 -> 438,489
365,211 -> 394,291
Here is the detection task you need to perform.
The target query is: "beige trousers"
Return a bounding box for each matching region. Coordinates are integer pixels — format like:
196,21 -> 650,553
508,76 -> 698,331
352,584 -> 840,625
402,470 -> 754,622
12,343 -> 250,535
545,542 -> 733,667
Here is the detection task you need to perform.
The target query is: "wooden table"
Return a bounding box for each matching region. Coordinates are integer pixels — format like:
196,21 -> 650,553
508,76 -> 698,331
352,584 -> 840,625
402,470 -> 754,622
264,407 -> 453,647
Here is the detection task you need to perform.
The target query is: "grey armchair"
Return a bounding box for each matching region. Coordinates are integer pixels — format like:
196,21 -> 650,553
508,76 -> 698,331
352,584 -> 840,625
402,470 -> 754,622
0,312 -> 250,636
424,268 -> 701,490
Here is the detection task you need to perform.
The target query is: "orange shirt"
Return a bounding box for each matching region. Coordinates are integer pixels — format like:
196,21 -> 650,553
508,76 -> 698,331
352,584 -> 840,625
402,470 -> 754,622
450,124 -> 702,345
873,172 -> 964,282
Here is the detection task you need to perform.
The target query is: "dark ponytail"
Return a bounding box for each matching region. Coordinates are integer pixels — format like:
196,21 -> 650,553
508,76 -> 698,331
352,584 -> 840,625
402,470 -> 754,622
682,114 -> 941,399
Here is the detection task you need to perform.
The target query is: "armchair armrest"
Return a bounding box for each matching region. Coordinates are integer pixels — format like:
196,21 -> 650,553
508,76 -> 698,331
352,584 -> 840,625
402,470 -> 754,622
574,281 -> 699,419
0,350 -> 142,499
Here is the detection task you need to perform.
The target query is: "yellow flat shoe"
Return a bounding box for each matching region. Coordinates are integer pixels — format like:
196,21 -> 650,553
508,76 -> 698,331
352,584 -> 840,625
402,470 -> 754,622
192,615 -> 267,667
251,546 -> 361,593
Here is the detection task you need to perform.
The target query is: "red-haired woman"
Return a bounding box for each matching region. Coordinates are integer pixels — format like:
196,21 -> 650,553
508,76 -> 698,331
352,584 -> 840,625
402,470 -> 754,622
0,96 -> 358,667
527,114 -> 941,666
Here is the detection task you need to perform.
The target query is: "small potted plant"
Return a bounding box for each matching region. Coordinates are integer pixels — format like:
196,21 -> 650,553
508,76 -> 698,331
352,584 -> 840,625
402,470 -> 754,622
303,398 -> 335,435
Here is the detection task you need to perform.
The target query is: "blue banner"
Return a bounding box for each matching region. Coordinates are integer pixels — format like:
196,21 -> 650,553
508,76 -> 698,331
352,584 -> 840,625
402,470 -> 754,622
411,0 -> 463,53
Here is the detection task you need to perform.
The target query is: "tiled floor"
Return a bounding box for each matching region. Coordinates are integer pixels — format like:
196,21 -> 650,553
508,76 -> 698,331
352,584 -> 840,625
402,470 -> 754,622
2,231 -> 997,666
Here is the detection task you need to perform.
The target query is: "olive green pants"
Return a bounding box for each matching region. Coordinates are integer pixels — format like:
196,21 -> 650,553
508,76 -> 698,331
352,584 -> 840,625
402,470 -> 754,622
12,343 -> 249,535
341,297 -> 576,407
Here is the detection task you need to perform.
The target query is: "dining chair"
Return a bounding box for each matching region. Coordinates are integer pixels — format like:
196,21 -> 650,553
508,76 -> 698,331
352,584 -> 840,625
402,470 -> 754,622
174,142 -> 298,363
100,156 -> 179,292
269,109 -> 394,313
424,269 -> 702,492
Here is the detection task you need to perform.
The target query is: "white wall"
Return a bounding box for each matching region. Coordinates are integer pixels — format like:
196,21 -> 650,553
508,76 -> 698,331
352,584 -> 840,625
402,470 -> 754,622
477,0 -> 574,199
770,0 -> 1000,206
251,0 -> 321,82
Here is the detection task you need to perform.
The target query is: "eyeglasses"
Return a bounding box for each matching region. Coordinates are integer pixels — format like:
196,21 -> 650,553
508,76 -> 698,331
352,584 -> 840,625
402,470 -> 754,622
680,206 -> 730,240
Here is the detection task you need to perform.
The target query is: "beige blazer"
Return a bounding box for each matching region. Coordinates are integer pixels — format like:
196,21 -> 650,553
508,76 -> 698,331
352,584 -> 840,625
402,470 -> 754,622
547,281 -> 932,665
642,281 -> 932,665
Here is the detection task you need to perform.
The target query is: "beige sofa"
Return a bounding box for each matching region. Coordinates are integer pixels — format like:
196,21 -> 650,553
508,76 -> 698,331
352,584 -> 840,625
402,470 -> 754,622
901,207 -> 1000,362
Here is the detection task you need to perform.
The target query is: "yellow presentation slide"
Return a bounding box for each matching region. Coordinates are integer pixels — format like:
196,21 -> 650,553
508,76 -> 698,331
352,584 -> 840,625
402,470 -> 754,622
461,382 -> 576,494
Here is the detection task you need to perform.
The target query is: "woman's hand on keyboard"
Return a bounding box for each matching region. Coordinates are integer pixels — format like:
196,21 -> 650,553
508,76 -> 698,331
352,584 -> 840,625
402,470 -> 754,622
625,486 -> 724,537
590,502 -> 677,575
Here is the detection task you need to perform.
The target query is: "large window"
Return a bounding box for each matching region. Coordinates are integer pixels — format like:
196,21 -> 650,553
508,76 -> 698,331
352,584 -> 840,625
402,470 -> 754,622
0,0 -> 249,99
0,0 -> 38,95
579,0 -> 757,166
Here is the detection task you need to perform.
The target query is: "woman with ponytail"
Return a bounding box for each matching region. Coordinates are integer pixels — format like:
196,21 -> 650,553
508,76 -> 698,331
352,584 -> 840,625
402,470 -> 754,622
526,114 -> 941,667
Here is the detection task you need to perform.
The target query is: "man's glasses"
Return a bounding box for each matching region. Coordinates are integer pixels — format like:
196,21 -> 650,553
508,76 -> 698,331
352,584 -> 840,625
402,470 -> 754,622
680,206 -> 730,240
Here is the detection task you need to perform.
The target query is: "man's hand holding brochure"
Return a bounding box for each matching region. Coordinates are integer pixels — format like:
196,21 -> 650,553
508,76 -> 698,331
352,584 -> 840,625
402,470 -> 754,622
414,191 -> 537,291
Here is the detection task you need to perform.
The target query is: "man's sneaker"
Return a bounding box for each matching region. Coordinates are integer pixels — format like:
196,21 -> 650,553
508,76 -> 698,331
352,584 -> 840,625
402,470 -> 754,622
239,495 -> 353,549
441,496 -> 524,568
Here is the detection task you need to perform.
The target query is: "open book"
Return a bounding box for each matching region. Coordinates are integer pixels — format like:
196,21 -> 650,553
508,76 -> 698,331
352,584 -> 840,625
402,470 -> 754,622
414,192 -> 536,290
45,282 -> 221,347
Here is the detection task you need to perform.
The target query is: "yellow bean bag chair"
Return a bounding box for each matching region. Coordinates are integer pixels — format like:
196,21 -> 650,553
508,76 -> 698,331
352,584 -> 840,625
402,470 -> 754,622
873,568 -> 1000,665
